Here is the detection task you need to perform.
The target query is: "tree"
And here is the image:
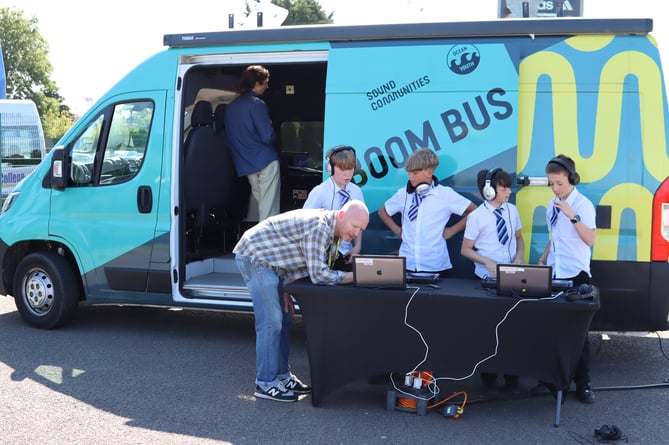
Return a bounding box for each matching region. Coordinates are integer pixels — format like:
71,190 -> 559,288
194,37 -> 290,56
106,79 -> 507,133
0,7 -> 75,144
246,0 -> 333,25
274,0 -> 333,25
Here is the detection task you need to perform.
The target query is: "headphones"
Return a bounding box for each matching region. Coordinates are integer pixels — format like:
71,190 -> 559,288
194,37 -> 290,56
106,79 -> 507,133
548,157 -> 580,185
482,168 -> 502,201
325,145 -> 355,175
565,283 -> 596,301
406,175 -> 437,195
594,424 -> 623,441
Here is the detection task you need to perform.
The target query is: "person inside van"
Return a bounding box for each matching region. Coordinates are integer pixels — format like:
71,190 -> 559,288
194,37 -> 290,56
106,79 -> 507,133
534,154 -> 597,404
378,148 -> 476,276
225,65 -> 280,221
234,200 -> 369,402
303,145 -> 365,271
461,167 -> 525,393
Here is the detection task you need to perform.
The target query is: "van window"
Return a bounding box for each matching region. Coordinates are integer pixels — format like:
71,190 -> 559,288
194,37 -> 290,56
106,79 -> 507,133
101,101 -> 152,184
70,114 -> 103,185
70,101 -> 153,186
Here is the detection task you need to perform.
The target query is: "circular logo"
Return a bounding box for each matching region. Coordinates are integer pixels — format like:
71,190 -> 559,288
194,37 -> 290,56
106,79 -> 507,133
447,44 -> 481,75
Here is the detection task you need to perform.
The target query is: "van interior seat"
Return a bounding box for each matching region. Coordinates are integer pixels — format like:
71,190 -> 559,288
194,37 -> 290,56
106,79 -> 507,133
213,103 -> 227,136
183,100 -> 230,252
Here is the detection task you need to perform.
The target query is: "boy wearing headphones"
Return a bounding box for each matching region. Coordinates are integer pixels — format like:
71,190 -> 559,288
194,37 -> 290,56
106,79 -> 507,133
379,148 -> 476,275
461,168 -> 524,393
461,168 -> 525,279
303,145 -> 364,270
535,154 -> 596,404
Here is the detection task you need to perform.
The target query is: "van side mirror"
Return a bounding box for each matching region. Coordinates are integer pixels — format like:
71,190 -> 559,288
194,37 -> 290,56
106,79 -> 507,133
50,146 -> 69,190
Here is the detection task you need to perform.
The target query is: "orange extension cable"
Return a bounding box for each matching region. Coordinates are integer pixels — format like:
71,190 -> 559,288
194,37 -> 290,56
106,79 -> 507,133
395,371 -> 468,418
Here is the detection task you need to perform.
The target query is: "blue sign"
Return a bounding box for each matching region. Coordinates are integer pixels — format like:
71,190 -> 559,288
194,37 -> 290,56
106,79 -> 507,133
0,42 -> 6,99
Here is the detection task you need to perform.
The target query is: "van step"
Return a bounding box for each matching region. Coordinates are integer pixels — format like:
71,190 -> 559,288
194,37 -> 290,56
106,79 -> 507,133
183,272 -> 250,299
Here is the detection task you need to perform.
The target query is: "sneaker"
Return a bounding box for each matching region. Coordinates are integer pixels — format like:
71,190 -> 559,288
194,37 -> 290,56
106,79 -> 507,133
282,374 -> 312,394
254,382 -> 298,402
576,385 -> 595,404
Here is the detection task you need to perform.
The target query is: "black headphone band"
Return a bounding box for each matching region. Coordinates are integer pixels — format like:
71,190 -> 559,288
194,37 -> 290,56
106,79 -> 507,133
486,168 -> 502,182
548,157 -> 575,176
328,146 -> 356,172
327,145 -> 356,175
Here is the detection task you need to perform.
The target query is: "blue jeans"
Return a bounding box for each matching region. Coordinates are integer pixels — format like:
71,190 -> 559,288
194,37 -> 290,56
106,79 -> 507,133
236,255 -> 292,387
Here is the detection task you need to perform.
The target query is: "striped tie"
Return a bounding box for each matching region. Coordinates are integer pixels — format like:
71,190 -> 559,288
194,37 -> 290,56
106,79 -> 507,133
550,206 -> 560,226
408,193 -> 424,221
494,208 -> 509,245
338,189 -> 351,206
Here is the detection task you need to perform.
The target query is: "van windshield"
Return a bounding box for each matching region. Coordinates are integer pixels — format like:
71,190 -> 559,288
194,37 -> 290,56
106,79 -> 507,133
0,125 -> 43,162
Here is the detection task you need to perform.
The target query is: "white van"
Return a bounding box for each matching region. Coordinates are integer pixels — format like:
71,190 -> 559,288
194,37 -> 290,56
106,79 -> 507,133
0,99 -> 47,198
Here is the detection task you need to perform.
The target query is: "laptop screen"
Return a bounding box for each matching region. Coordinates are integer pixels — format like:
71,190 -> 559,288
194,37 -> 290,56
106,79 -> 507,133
352,255 -> 406,288
496,264 -> 552,298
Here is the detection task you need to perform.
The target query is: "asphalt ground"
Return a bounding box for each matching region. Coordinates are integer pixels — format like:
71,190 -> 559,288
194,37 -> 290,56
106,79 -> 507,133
1,295 -> 668,445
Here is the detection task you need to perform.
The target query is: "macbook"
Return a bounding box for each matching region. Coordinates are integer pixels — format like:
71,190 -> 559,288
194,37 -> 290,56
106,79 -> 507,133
496,264 -> 552,298
352,255 -> 406,288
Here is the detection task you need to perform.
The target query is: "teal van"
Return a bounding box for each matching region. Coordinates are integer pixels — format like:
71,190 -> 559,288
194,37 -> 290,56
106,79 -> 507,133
1,18 -> 668,331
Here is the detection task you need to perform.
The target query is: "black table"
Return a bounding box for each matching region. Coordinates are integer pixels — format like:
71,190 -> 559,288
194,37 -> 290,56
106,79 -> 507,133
286,278 -> 599,425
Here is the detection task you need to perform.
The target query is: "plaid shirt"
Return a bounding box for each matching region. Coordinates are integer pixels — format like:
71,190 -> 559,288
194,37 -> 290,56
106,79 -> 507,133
233,208 -> 346,284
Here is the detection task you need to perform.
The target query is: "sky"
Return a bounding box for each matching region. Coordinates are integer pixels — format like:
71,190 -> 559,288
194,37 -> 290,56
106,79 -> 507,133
3,0 -> 667,115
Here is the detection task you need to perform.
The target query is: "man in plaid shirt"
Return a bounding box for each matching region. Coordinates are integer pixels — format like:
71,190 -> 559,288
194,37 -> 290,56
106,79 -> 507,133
234,200 -> 369,402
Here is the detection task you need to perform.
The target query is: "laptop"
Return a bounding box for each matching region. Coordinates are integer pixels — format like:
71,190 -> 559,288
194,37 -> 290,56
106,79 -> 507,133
482,275 -> 572,291
352,255 -> 407,288
496,264 -> 553,298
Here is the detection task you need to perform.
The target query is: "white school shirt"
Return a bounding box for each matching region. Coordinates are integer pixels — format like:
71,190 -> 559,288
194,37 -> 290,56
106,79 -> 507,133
546,187 -> 596,279
384,184 -> 471,271
303,177 -> 364,254
463,202 -> 522,279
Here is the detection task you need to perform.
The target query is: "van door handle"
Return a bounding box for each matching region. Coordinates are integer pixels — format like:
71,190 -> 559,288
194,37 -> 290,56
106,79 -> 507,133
137,186 -> 153,213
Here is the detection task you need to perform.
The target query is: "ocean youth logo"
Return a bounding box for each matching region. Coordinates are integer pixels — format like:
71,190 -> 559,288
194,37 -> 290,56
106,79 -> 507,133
447,44 -> 480,75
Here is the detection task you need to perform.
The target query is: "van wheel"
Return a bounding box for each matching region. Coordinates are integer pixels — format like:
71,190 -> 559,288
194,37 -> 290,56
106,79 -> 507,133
13,251 -> 81,329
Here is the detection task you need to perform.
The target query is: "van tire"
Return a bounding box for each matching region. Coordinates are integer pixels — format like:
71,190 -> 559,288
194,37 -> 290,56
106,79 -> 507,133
13,251 -> 81,329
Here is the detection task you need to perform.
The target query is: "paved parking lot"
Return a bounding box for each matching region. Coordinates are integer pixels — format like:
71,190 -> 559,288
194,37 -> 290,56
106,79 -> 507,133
1,295 -> 668,444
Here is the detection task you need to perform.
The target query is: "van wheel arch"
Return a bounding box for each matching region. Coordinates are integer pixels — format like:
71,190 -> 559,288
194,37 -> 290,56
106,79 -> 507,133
13,251 -> 82,329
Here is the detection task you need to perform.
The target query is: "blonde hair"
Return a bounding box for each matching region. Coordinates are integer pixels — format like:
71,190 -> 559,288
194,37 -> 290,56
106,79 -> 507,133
405,148 -> 439,172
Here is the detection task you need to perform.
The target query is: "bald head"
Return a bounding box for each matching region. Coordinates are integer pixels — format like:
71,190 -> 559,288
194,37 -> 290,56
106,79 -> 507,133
335,200 -> 369,242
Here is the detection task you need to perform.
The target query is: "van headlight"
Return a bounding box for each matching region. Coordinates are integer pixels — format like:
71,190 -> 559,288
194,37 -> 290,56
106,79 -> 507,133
1,192 -> 20,214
